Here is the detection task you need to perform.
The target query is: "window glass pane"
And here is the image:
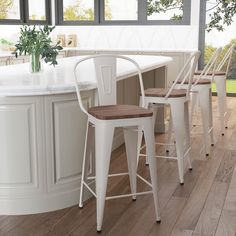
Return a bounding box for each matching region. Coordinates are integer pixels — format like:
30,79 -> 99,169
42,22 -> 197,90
147,0 -> 183,21
28,0 -> 46,20
105,0 -> 138,21
0,0 -> 20,20
63,0 -> 94,21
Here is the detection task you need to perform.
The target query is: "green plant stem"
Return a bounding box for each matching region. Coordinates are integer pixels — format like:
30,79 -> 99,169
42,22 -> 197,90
31,51 -> 41,73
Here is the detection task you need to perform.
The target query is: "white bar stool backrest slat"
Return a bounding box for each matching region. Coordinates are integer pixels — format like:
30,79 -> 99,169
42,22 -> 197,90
93,56 -> 117,106
166,51 -> 200,100
194,47 -> 222,85
73,54 -> 146,117
217,44 -> 235,74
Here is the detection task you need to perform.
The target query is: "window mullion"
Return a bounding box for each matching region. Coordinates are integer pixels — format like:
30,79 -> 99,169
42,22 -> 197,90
138,0 -> 147,23
19,0 -> 26,23
182,0 -> 191,23
96,0 -> 101,24
56,0 -> 63,25
23,0 -> 29,23
46,0 -> 52,25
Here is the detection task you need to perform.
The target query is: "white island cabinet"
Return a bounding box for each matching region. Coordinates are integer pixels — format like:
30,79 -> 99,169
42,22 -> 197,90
0,55 -> 172,214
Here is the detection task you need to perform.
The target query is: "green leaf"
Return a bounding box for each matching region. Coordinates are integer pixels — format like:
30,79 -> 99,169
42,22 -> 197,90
14,25 -> 63,66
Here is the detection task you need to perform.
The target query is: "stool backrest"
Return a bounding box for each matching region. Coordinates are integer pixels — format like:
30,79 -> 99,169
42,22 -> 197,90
166,51 -> 200,99
194,47 -> 222,85
74,55 -> 145,117
217,44 -> 235,75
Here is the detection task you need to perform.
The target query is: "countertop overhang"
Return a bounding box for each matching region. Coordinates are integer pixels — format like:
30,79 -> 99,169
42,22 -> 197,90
0,55 -> 172,97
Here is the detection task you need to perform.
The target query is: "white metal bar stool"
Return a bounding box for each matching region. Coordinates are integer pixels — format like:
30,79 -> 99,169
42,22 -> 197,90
74,55 -> 161,232
195,44 -> 235,135
139,51 -> 200,185
184,47 -> 222,156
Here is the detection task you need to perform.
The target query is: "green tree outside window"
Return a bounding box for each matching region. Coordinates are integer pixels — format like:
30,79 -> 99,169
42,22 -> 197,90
0,0 -> 13,19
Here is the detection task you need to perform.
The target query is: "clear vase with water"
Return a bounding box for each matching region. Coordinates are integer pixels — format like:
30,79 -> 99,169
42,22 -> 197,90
30,51 -> 42,73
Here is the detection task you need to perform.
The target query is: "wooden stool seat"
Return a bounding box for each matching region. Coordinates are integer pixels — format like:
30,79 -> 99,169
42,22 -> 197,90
194,70 -> 226,76
88,104 -> 153,120
144,88 -> 187,98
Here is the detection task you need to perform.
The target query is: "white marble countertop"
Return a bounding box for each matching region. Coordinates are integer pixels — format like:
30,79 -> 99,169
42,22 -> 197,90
0,48 -> 197,58
65,47 -> 196,53
0,55 -> 172,97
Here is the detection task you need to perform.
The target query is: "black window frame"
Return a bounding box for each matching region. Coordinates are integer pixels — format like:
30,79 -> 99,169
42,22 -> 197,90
198,0 -> 206,70
56,0 -> 191,26
0,0 -> 51,25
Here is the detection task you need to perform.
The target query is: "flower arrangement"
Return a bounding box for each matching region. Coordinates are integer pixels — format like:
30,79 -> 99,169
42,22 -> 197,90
13,25 -> 63,73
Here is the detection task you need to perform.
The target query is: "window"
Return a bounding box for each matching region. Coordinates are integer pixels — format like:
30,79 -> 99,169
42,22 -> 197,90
0,0 -> 23,23
104,0 -> 138,21
56,0 -> 191,25
56,0 -> 99,25
0,0 -> 51,25
147,0 -> 184,21
28,0 -> 46,21
63,0 -> 95,21
145,0 -> 191,25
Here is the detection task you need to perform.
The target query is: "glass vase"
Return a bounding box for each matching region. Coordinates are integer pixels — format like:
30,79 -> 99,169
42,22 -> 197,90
30,51 -> 42,73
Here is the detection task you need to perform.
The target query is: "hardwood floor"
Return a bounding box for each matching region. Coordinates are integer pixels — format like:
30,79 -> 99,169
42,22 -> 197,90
2,97 -> 236,236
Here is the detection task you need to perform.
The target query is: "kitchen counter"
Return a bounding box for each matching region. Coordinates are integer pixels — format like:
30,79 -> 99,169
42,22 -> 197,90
0,48 -> 197,58
0,55 -> 172,96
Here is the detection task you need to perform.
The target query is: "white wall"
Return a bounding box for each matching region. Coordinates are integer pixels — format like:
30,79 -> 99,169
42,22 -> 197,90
0,0 -> 200,50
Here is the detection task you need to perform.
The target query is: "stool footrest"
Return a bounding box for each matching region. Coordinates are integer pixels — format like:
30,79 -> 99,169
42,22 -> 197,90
137,174 -> 152,187
140,142 -> 175,151
106,191 -> 153,201
156,155 -> 178,160
83,173 -> 153,201
87,172 -> 129,180
155,142 -> 175,146
83,182 -> 97,198
139,146 -> 191,161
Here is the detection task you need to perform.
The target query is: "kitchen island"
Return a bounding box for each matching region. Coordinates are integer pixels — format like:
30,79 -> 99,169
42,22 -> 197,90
0,55 -> 172,214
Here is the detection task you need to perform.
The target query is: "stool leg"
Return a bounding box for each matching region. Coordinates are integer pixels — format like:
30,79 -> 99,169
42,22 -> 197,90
190,91 -> 198,128
198,87 -> 211,156
149,104 -> 158,131
170,101 -> 185,184
143,119 -> 161,222
95,122 -> 114,232
79,122 -> 94,208
124,128 -> 138,201
137,129 -> 143,165
147,104 -> 158,164
184,101 -> 192,170
208,88 -> 214,145
137,97 -> 145,165
166,111 -> 173,153
215,76 -> 227,135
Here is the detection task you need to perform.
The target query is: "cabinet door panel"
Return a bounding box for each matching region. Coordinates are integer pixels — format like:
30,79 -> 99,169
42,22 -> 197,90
0,97 -> 44,197
45,92 -> 94,192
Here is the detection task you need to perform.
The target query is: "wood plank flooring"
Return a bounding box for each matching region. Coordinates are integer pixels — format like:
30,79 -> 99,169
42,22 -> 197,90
2,97 -> 236,236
